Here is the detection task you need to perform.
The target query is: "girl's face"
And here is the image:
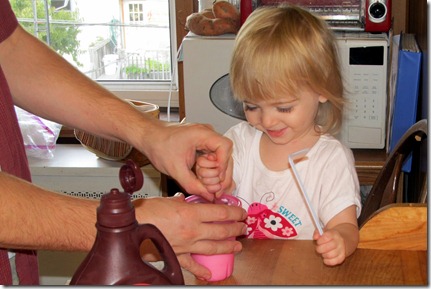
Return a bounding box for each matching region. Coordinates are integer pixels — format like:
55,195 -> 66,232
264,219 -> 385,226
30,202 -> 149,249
243,88 -> 327,147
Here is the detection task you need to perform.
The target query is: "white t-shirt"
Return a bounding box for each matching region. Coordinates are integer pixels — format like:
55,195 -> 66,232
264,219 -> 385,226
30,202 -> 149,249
225,121 -> 362,240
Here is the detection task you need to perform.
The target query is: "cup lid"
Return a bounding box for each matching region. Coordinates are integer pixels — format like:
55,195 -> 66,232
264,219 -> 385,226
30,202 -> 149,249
185,194 -> 241,207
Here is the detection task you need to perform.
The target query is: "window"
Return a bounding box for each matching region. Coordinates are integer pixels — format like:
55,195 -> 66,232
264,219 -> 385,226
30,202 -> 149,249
10,0 -> 179,107
128,3 -> 144,23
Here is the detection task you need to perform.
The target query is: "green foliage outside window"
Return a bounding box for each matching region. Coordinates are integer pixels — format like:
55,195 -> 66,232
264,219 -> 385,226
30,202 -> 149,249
124,59 -> 170,78
10,0 -> 82,66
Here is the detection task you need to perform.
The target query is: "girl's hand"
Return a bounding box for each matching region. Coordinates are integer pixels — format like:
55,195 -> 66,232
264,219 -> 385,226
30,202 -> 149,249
313,206 -> 359,266
313,229 -> 347,266
195,153 -> 222,194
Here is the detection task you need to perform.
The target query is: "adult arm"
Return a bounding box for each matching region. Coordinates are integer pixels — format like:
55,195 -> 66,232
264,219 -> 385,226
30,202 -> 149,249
0,25 -> 232,199
0,172 -> 97,251
0,170 -> 247,253
0,172 -> 246,279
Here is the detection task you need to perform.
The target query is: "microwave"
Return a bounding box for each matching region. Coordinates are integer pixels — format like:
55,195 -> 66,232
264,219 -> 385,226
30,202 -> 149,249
335,32 -> 388,148
182,32 -> 389,149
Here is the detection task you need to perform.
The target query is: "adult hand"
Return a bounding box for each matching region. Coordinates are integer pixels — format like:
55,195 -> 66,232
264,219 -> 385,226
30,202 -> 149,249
133,120 -> 233,200
133,193 -> 247,280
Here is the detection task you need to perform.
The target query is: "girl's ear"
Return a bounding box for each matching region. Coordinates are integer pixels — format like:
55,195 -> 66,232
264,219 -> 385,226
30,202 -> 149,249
318,94 -> 328,103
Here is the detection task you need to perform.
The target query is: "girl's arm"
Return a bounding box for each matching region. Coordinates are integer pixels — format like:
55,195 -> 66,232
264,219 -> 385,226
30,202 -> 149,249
313,205 -> 359,266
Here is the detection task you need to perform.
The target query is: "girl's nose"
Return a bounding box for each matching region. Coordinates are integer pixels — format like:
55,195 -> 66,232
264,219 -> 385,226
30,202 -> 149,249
261,110 -> 277,128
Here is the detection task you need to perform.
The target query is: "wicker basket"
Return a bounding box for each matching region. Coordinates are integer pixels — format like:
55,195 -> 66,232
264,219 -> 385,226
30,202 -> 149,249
74,99 -> 159,167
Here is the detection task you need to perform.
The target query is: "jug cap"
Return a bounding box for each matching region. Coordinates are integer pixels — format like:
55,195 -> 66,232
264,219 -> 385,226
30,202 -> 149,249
119,159 -> 144,194
97,160 -> 144,228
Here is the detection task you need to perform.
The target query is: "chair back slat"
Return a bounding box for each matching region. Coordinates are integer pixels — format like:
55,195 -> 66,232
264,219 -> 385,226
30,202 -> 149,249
358,119 -> 427,227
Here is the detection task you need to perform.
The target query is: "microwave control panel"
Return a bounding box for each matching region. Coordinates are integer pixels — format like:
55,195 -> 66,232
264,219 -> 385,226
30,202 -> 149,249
335,33 -> 388,149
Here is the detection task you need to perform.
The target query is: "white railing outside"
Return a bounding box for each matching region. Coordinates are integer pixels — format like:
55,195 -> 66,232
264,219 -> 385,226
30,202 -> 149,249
87,39 -> 170,81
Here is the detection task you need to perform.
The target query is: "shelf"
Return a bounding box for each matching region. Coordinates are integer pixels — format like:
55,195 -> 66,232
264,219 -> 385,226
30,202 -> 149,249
353,149 -> 387,186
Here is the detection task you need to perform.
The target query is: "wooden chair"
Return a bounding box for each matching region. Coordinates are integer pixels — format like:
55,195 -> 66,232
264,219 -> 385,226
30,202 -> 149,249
358,203 -> 427,250
358,119 -> 427,226
357,119 -> 427,250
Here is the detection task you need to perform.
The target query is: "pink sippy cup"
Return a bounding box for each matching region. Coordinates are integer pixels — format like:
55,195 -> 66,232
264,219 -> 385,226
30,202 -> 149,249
185,194 -> 242,282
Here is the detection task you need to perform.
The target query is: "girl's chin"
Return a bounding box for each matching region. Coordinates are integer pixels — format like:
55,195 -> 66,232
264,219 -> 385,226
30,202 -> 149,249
266,135 -> 291,145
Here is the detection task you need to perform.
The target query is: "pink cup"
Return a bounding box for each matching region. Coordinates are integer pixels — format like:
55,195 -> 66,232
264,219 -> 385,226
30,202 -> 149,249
185,194 -> 242,282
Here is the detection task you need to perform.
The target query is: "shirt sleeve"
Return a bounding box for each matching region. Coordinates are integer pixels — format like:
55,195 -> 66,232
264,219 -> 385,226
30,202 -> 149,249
0,0 -> 19,43
316,142 -> 362,225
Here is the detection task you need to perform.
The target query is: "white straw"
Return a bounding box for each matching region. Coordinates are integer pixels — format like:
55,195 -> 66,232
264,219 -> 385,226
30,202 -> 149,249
288,149 -> 324,235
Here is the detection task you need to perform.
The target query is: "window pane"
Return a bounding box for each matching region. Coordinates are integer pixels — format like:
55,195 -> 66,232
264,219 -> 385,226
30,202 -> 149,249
10,0 -> 172,83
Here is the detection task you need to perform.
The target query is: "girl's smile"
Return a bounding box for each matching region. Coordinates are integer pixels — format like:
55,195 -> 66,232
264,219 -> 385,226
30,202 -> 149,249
266,127 -> 288,138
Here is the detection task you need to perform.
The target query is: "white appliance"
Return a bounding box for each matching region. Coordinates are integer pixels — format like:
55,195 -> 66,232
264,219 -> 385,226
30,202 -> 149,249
182,32 -> 388,149
336,32 -> 388,149
183,33 -> 240,134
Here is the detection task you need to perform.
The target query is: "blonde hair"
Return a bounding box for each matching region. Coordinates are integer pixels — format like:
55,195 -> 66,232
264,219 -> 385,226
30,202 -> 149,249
230,5 -> 344,135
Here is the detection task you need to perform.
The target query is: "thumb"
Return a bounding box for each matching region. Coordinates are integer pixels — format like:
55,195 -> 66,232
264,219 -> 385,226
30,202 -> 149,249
313,229 -> 321,241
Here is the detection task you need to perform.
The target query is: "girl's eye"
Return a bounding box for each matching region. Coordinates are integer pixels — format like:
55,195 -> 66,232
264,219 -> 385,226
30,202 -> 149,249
243,104 -> 258,111
277,106 -> 293,113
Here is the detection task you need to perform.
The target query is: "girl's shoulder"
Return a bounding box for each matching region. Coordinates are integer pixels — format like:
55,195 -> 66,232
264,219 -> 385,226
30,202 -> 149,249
316,134 -> 351,151
312,134 -> 355,163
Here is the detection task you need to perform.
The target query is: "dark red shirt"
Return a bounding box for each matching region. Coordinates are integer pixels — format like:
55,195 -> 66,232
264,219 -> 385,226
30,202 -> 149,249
0,0 -> 39,284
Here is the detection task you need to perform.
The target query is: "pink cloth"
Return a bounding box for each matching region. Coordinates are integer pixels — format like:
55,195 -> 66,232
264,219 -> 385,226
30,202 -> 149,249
0,0 -> 39,284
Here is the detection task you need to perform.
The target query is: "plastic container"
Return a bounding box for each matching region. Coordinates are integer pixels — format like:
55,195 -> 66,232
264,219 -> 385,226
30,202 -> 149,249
70,160 -> 184,285
185,195 -> 241,282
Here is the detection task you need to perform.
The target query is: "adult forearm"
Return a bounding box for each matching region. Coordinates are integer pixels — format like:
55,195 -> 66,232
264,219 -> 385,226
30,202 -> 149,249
0,172 -> 98,251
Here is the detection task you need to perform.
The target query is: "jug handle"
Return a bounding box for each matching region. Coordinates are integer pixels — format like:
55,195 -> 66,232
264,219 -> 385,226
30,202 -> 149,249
136,223 -> 185,284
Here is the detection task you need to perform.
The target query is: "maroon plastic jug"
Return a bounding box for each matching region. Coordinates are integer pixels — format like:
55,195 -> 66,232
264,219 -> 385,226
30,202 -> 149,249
70,160 -> 184,285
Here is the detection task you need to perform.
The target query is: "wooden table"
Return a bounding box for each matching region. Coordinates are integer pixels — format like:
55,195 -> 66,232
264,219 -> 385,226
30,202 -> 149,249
183,239 -> 428,285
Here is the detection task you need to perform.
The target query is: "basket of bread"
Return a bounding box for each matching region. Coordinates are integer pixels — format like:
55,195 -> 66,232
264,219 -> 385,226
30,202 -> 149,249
185,0 -> 240,36
74,99 -> 159,167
